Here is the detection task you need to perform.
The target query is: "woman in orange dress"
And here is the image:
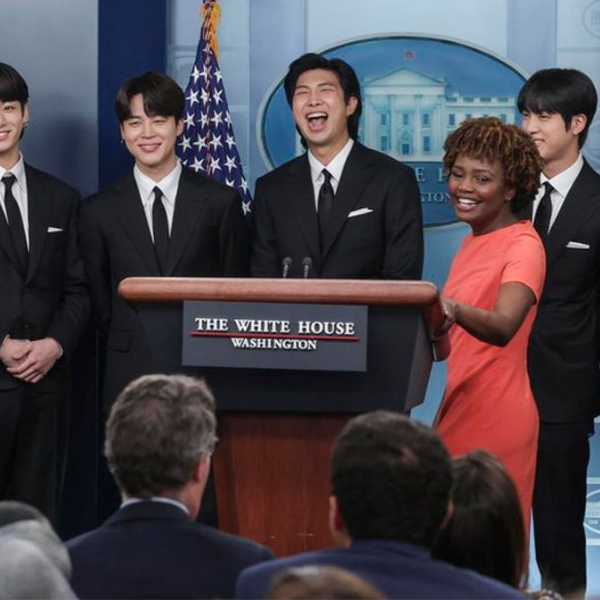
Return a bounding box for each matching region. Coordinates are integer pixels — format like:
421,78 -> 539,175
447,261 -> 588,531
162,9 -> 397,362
435,117 -> 545,534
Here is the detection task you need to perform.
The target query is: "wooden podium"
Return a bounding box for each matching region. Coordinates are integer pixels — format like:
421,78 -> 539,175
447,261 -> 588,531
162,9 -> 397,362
119,277 -> 447,556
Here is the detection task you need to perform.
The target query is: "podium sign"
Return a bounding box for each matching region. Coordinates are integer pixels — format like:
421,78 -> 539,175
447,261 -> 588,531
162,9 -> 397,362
182,300 -> 368,371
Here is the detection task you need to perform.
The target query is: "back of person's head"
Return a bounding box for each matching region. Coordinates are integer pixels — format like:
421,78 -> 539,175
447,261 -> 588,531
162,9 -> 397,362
0,501 -> 70,579
105,374 -> 217,498
0,63 -> 29,106
517,68 -> 597,147
432,450 -> 527,589
0,501 -> 47,528
0,520 -> 71,580
114,71 -> 185,124
331,411 -> 452,548
267,565 -> 384,600
0,538 -> 76,599
284,53 -> 362,142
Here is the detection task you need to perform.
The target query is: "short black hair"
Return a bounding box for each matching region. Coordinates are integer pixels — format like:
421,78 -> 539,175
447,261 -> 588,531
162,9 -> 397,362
114,71 -> 185,124
518,68 -> 597,148
332,411 -> 452,548
0,63 -> 29,107
284,53 -> 362,144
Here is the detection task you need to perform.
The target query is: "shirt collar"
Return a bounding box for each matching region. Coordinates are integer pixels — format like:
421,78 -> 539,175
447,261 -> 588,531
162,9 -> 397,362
541,153 -> 584,198
134,161 -> 182,206
308,138 -> 354,185
0,154 -> 26,191
121,496 -> 190,516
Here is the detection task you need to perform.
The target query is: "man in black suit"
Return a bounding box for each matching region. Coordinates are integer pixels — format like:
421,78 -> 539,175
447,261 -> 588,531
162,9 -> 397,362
67,374 -> 273,600
237,412 -> 522,600
79,72 -> 250,408
519,68 -> 600,597
0,63 -> 88,524
251,53 -> 423,279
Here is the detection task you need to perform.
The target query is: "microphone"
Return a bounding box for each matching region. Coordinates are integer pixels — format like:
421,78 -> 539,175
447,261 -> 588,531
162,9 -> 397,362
302,257 -> 312,279
282,256 -> 292,279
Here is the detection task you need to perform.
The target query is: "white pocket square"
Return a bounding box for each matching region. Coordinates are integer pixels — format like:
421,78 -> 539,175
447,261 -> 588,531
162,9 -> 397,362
348,208 -> 373,218
566,241 -> 590,249
47,226 -> 63,233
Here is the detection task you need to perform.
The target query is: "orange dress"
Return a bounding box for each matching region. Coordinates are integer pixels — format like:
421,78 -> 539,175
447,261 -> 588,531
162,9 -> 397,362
435,221 -> 546,530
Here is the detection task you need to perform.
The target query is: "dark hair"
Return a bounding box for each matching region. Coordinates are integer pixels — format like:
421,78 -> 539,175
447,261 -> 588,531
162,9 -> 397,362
114,71 -> 185,124
332,411 -> 452,548
283,53 -> 362,144
443,117 -> 543,214
518,68 -> 597,148
0,63 -> 29,107
105,374 -> 217,497
268,566 -> 384,600
432,450 -> 527,589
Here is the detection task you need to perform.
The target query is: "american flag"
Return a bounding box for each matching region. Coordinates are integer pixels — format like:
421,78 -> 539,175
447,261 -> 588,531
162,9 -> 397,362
176,0 -> 252,218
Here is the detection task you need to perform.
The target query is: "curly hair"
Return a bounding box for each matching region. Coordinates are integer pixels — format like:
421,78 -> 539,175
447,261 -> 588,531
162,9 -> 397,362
443,117 -> 543,214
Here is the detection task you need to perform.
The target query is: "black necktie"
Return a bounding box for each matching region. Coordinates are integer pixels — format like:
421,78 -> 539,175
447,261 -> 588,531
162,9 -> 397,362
2,173 -> 29,274
318,169 -> 334,248
152,187 -> 169,274
533,182 -> 553,240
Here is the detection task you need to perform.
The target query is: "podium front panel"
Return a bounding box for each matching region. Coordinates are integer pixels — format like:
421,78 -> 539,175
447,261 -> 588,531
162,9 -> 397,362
138,302 -> 431,413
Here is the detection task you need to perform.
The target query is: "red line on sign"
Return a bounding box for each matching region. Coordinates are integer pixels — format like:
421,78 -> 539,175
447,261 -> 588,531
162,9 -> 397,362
189,331 -> 359,341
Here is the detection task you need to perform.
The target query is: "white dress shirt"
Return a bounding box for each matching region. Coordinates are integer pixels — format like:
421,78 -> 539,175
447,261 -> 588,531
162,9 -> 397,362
532,153 -> 584,231
0,154 -> 30,248
134,162 -> 182,240
121,496 -> 190,515
308,138 -> 354,212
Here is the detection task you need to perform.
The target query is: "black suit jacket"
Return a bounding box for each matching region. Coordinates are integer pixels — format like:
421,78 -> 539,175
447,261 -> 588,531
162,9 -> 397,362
0,164 -> 88,392
251,143 -> 423,279
526,161 -> 600,422
67,501 -> 274,600
79,167 -> 250,405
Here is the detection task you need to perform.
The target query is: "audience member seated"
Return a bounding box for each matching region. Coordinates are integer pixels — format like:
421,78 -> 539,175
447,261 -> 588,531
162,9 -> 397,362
67,374 -> 274,599
432,450 -> 527,588
268,566 -> 384,600
0,501 -> 75,599
236,411 -> 525,599
432,450 -> 562,599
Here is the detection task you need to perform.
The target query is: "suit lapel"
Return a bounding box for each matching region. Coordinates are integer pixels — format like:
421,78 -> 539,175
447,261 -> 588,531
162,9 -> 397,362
286,156 -> 321,259
112,174 -> 162,275
322,143 -> 373,259
25,165 -> 53,282
545,162 -> 600,266
166,169 -> 207,275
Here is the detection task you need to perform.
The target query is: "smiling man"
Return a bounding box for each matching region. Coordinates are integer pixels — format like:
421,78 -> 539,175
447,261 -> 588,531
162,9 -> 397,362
0,63 -> 88,523
251,53 -> 423,279
79,72 -> 250,410
518,68 -> 600,598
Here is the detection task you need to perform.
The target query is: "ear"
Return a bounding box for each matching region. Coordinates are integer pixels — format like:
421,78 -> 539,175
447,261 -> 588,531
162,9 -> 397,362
328,495 -> 351,548
440,501 -> 454,530
176,118 -> 184,137
505,184 -> 516,203
569,114 -> 587,137
345,95 -> 359,118
192,455 -> 211,487
22,103 -> 30,123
